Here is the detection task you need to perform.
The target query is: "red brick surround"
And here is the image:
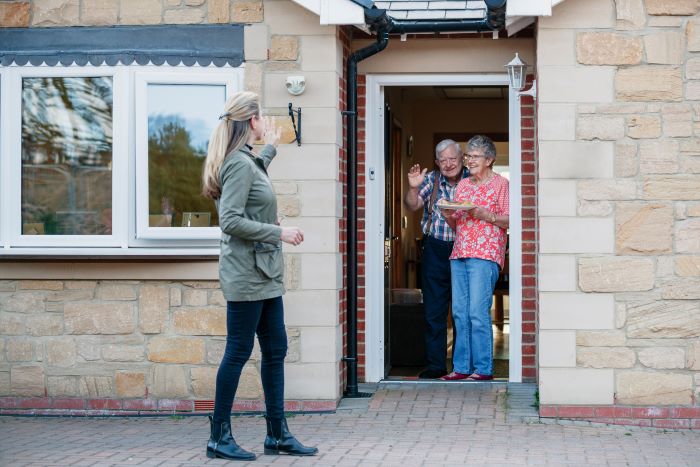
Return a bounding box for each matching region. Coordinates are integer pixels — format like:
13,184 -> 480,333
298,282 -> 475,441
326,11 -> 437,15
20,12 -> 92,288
339,28 -> 540,385
540,405 -> 700,430
342,70 -> 540,383
520,75 -> 538,382
338,25 -> 351,392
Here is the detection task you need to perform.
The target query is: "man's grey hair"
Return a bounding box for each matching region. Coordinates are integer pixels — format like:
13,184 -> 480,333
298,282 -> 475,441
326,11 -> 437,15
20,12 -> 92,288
434,139 -> 462,160
466,134 -> 497,159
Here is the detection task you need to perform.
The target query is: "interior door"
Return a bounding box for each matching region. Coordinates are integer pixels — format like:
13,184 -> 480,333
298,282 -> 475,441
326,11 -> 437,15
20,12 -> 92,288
383,102 -> 392,376
391,122 -> 403,289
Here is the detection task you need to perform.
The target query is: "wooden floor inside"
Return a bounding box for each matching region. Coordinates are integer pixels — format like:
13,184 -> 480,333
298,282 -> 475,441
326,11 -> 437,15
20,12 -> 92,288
386,297 -> 511,381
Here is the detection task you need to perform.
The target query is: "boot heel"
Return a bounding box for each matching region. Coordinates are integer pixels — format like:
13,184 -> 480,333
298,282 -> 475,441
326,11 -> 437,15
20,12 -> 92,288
264,448 -> 279,455
206,450 -> 215,459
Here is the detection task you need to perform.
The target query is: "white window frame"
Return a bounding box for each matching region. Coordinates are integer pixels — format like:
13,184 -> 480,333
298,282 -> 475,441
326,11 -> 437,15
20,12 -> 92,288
0,63 -> 244,256
1,65 -> 128,248
133,69 -> 240,242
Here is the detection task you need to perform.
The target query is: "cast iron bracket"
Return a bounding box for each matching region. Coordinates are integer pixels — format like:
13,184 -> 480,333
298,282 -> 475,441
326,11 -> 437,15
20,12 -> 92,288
288,103 -> 302,146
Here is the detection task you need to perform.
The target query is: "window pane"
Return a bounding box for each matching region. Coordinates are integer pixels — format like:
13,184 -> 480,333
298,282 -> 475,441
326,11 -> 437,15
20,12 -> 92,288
22,77 -> 113,235
147,84 -> 224,228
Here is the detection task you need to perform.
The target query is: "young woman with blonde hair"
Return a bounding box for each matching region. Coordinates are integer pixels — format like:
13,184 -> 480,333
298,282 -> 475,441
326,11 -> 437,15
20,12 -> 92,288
202,91 -> 317,460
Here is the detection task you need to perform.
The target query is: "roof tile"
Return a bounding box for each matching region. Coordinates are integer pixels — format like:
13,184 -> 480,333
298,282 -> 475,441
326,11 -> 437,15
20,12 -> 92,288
390,1 -> 429,9
406,9 -> 446,19
444,9 -> 485,19
376,0 -> 487,22
428,1 -> 468,10
388,9 -> 409,18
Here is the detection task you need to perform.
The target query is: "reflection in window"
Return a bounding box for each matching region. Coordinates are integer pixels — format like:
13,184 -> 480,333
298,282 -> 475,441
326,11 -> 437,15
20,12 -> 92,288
22,77 -> 113,235
147,84 -> 223,228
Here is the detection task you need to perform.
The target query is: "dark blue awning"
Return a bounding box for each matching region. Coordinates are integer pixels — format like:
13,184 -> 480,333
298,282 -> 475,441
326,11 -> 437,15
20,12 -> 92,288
0,24 -> 244,67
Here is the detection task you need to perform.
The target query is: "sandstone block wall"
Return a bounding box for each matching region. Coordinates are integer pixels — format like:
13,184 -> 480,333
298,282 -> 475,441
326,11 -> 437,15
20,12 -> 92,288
0,277 -> 340,401
538,0 -> 700,407
0,0 -> 344,403
0,0 -> 265,27
1,280 -> 264,400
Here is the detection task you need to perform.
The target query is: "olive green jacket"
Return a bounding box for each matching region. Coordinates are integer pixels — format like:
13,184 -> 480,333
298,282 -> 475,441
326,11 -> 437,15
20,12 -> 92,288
216,145 -> 284,302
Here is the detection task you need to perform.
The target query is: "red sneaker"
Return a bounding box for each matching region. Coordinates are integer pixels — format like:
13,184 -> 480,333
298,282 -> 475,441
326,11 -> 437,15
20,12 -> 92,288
440,372 -> 470,381
466,373 -> 493,381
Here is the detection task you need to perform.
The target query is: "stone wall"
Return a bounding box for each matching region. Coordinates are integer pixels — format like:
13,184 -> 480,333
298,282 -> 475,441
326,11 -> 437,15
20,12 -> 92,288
0,0 -> 255,27
0,277 -> 340,412
0,275 -> 340,409
0,0 -> 344,407
538,0 -> 700,409
1,280 -> 264,402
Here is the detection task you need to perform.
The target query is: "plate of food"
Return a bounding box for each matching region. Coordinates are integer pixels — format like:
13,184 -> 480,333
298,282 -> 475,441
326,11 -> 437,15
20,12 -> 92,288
436,199 -> 476,211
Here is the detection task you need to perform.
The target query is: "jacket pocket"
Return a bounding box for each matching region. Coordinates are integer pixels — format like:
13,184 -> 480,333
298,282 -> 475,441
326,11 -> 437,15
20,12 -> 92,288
253,241 -> 283,280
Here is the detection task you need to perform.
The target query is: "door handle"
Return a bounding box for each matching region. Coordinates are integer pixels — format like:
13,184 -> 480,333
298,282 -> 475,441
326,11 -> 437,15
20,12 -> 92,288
384,239 -> 391,269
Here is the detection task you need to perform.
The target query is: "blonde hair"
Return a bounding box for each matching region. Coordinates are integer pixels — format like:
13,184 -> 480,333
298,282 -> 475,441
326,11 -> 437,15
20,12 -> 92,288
202,91 -> 260,200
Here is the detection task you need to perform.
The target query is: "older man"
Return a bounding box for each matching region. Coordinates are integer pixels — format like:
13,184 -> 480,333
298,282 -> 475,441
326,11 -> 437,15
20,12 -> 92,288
404,139 -> 466,379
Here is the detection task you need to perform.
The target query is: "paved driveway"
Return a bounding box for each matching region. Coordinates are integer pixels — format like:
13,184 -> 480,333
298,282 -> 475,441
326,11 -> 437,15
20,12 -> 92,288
1,382 -> 698,466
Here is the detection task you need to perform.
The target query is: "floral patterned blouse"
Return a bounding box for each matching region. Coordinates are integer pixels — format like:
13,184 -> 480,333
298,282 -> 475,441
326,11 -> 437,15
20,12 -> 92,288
449,172 -> 509,269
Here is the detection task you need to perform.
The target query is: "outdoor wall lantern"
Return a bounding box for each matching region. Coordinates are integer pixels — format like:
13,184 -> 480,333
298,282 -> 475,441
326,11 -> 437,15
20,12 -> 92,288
505,53 -> 537,100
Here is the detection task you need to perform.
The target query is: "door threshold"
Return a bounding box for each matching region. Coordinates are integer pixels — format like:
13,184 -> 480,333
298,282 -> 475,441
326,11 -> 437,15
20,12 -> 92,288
380,377 -> 508,384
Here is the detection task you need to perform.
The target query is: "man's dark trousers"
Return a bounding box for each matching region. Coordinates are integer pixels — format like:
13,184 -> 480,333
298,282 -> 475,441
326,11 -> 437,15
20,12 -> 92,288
421,235 -> 453,372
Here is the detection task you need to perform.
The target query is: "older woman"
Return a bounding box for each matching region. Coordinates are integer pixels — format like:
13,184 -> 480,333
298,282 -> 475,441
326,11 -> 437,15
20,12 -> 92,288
441,135 -> 509,381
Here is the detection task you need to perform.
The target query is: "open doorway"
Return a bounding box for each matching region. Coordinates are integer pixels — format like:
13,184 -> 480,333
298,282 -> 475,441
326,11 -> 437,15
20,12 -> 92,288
366,76 -> 519,382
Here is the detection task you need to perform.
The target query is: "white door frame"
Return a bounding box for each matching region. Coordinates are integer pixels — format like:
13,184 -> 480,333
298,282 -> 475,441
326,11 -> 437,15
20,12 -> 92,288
364,73 -> 523,383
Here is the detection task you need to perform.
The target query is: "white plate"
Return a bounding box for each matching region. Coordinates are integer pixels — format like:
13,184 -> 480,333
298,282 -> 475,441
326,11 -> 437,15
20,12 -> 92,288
436,202 -> 476,211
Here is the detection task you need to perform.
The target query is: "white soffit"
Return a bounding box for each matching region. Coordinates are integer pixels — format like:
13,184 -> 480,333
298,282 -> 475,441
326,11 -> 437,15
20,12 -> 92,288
291,0 -> 321,14
506,0 -> 569,36
291,0 -> 365,25
507,0 -> 552,16
506,16 -> 535,36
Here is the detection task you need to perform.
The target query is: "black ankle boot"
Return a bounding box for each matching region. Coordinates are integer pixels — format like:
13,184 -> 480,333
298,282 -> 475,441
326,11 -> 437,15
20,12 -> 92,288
263,417 -> 318,456
206,415 -> 256,461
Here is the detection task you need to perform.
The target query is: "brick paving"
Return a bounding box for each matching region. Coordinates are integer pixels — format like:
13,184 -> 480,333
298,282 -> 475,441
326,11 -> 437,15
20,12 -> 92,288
1,382 -> 699,466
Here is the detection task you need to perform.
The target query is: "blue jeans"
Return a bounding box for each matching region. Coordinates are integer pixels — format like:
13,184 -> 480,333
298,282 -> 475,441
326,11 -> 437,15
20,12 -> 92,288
421,236 -> 453,371
450,258 -> 499,376
213,297 -> 287,423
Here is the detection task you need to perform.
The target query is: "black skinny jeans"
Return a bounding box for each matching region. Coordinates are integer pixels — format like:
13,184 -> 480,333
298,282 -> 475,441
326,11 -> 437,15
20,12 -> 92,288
213,296 -> 287,424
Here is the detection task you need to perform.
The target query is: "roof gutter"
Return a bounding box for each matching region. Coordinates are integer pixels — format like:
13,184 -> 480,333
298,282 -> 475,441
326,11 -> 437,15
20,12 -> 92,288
342,0 -> 507,398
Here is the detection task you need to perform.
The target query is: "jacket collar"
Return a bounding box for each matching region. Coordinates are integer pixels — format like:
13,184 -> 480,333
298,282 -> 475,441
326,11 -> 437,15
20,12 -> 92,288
240,144 -> 256,157
239,145 -> 267,174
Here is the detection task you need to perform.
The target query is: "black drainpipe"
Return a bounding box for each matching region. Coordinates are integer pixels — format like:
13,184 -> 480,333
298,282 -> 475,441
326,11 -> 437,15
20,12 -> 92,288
343,0 -> 507,398
343,26 -> 389,399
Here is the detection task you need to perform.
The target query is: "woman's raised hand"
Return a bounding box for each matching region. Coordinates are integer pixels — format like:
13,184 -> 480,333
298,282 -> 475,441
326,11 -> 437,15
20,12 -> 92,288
280,226 -> 304,246
264,116 -> 282,147
407,164 -> 427,189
